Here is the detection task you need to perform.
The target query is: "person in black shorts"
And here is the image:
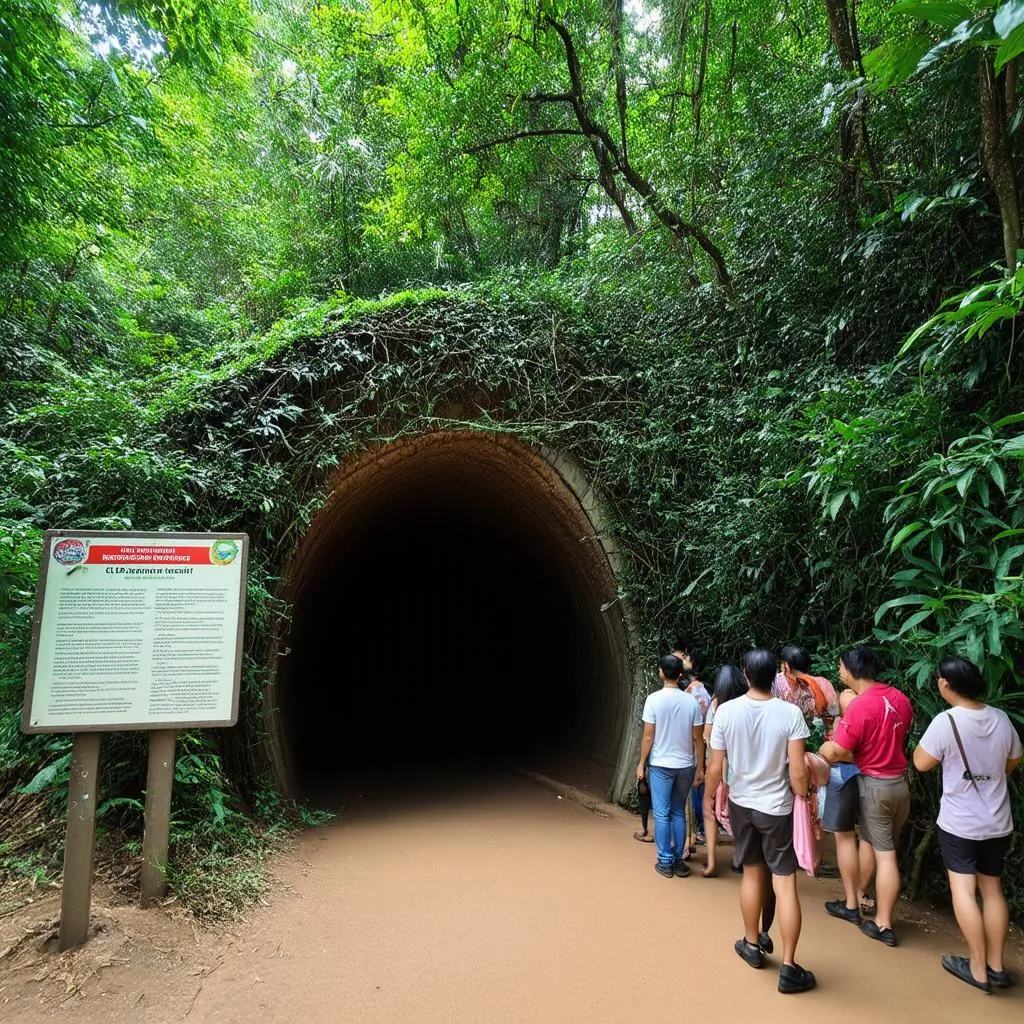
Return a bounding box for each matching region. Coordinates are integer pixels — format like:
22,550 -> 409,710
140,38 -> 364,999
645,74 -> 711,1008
914,657 -> 1023,992
705,649 -> 815,995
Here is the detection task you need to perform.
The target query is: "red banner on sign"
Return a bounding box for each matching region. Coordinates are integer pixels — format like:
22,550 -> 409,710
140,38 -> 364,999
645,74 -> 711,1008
85,545 -> 210,565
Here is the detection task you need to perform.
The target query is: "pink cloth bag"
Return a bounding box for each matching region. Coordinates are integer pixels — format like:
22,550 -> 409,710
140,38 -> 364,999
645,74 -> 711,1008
793,794 -> 815,875
793,752 -> 829,875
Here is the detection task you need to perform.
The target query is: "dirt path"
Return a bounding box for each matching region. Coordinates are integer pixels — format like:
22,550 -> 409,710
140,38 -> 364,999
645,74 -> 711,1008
3,772 -> 1022,1023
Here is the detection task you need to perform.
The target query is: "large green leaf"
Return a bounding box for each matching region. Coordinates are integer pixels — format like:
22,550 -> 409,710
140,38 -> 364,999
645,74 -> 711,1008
994,0 -> 1024,37
897,1 -> 987,29
875,593 -> 932,623
863,36 -> 933,89
995,22 -> 1024,69
898,608 -> 935,635
19,753 -> 72,794
890,521 -> 928,551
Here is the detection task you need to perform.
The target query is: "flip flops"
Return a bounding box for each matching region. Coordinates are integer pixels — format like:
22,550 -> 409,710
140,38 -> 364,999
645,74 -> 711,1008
633,830 -> 654,843
941,955 -> 991,994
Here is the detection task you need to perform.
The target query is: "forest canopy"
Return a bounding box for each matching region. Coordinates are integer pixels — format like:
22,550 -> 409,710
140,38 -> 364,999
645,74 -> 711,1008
1,0 -> 1023,919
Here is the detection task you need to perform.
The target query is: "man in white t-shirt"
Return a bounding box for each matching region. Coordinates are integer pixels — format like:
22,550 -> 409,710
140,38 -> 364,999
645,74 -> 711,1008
705,648 -> 815,994
636,655 -> 705,878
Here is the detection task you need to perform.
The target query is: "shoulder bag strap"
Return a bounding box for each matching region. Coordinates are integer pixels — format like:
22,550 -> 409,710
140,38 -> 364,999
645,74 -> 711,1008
947,712 -> 980,792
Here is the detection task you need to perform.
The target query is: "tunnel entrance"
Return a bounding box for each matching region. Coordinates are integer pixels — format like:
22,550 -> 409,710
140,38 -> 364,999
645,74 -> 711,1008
270,432 -> 632,803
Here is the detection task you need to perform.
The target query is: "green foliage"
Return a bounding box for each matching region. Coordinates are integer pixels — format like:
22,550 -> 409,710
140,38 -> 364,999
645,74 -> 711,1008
2,0 -> 1023,924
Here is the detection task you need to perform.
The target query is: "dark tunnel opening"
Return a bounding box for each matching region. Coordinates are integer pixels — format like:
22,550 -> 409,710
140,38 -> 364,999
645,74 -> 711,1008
273,433 -> 630,804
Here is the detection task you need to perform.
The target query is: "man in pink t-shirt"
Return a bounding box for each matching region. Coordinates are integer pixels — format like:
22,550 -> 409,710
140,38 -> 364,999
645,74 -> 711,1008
819,646 -> 912,948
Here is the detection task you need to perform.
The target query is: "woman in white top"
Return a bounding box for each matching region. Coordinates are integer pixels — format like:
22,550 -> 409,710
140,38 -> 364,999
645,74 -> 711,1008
914,657 -> 1023,994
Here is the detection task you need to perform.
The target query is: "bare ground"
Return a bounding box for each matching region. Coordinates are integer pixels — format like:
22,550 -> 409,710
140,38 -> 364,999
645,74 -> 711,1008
2,772 -> 1022,1023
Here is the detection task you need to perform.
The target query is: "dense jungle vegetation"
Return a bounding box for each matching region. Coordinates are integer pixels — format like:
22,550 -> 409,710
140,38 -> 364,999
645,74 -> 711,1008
1,0 -> 1023,920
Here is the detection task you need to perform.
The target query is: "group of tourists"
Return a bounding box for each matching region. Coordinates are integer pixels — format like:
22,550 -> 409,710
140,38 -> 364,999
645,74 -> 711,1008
634,642 -> 1022,995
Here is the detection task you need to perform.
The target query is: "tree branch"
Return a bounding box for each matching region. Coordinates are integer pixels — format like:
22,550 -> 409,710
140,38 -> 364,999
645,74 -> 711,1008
463,128 -> 585,154
543,15 -> 731,289
521,92 -> 575,103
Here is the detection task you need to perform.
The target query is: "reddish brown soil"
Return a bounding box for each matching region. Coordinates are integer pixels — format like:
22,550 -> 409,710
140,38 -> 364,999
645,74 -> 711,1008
2,773 -> 1021,1023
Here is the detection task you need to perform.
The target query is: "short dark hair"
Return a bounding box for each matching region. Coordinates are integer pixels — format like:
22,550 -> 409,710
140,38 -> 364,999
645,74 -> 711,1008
938,657 -> 985,700
780,645 -> 810,672
841,646 -> 878,680
660,654 -> 684,681
743,648 -> 777,693
712,664 -> 747,707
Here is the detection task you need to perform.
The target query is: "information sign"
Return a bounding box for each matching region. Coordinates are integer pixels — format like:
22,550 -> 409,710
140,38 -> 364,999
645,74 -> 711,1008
22,531 -> 248,733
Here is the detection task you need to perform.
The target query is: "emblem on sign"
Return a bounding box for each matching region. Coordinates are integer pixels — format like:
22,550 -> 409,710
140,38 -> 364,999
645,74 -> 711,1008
210,539 -> 239,565
52,539 -> 87,566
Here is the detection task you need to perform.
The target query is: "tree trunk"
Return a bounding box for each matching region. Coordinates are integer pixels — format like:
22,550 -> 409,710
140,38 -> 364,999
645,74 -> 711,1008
825,0 -> 887,209
980,55 -> 1022,273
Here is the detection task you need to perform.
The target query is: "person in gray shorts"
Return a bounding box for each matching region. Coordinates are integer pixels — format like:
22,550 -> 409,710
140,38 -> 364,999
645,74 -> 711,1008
819,647 -> 912,947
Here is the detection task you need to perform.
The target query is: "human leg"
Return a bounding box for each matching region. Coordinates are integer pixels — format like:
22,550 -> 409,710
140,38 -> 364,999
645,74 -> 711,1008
947,869 -> 988,983
762,876 -> 777,935
647,766 -> 675,868
729,801 -> 766,947
691,782 -> 706,838
978,873 -> 1011,975
670,767 -> 695,865
740,863 -> 767,945
834,831 -> 860,912
704,794 -> 719,876
858,838 -> 876,909
858,776 -> 908,933
972,835 -> 1013,975
823,769 -> 862,916
637,776 -> 652,836
872,850 -> 900,931
771,871 -> 802,966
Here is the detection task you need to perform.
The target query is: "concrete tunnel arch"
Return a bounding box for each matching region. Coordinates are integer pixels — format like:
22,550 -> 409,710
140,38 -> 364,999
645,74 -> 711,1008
264,430 -> 638,802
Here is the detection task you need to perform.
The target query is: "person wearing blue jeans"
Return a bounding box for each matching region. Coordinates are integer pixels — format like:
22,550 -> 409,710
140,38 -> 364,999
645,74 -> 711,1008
648,764 -> 697,871
637,654 -> 705,878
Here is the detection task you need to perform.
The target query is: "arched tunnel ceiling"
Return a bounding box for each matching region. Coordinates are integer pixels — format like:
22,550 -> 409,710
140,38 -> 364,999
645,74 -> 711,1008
267,431 -> 632,801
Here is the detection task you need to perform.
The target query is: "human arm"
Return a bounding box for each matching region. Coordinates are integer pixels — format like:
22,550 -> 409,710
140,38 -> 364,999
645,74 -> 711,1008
788,738 -> 809,798
914,715 -> 945,774
692,725 -> 706,787
818,739 -> 855,764
703,748 -> 725,816
637,722 -> 654,779
1008,727 -> 1023,774
703,698 -> 716,743
825,697 -> 863,765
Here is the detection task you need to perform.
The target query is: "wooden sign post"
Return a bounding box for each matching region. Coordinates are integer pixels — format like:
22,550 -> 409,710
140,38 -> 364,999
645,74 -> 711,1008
140,729 -> 177,908
58,733 -> 102,951
22,531 -> 248,949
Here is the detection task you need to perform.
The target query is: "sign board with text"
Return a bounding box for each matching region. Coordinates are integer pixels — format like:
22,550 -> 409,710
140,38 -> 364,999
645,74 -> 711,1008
22,531 -> 248,733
